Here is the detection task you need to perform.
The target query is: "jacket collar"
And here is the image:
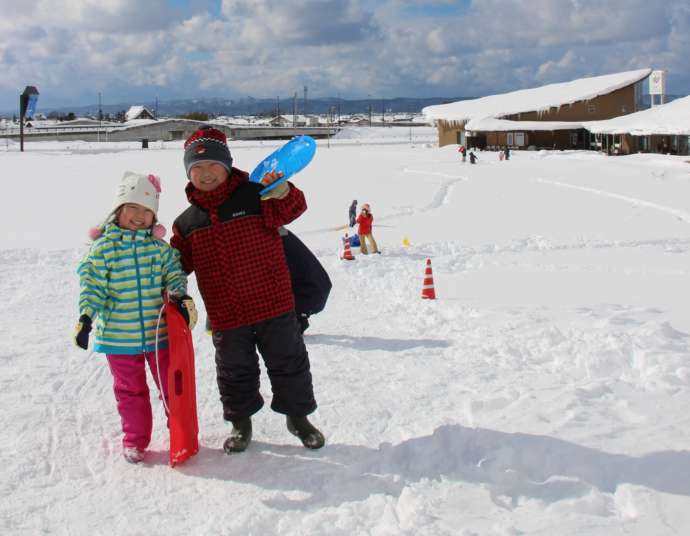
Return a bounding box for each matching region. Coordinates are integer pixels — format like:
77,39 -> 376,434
103,223 -> 152,242
185,168 -> 249,210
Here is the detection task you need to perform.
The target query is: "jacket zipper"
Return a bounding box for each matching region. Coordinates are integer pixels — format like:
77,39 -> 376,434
132,239 -> 147,352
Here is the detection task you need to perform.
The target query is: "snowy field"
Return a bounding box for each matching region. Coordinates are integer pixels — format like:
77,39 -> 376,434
2,128 -> 690,535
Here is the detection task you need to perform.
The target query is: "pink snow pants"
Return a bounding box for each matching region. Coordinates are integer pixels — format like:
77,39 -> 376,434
106,350 -> 170,450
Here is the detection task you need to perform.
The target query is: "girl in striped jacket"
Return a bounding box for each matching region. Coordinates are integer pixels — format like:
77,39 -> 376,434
74,171 -> 197,464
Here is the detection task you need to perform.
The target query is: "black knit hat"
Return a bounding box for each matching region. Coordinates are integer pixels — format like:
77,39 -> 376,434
183,126 -> 233,179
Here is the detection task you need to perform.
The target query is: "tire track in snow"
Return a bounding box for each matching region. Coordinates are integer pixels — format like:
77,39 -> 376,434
300,169 -> 466,235
370,168 -> 467,224
402,168 -> 467,211
534,178 -> 690,224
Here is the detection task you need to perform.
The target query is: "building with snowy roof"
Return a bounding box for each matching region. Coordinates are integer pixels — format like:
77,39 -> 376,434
423,68 -> 651,151
125,105 -> 156,121
583,95 -> 690,155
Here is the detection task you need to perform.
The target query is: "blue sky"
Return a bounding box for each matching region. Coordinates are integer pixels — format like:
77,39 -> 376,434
0,0 -> 688,112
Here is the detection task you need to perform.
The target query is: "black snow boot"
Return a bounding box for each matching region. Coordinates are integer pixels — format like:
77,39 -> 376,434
286,415 -> 325,449
223,417 -> 252,454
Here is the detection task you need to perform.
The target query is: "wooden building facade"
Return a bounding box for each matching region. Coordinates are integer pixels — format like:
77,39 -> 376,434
427,69 -> 651,151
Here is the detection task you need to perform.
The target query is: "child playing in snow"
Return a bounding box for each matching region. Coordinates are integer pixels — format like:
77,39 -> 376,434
171,126 -> 324,454
458,145 -> 466,162
356,203 -> 380,254
349,199 -> 358,227
74,171 -> 197,464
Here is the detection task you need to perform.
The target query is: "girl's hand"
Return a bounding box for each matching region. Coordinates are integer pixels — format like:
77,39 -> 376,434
170,295 -> 198,330
74,315 -> 92,350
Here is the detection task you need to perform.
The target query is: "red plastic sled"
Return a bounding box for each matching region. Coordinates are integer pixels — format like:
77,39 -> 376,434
165,299 -> 199,466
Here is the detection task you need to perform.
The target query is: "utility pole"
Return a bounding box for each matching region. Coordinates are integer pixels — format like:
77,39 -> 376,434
98,92 -> 102,142
303,85 -> 308,116
292,92 -> 297,127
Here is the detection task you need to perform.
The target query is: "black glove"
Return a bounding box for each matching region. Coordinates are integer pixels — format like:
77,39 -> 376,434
74,315 -> 92,350
170,294 -> 198,329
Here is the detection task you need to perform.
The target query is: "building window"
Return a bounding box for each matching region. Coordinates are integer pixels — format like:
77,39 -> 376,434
587,104 -> 596,113
634,80 -> 643,111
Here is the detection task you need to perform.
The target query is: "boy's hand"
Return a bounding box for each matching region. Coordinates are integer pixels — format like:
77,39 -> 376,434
259,170 -> 289,200
260,181 -> 289,200
259,170 -> 284,186
170,295 -> 198,330
74,315 -> 92,350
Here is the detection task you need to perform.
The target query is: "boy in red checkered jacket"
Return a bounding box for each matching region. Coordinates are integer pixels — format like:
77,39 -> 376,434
171,127 -> 324,453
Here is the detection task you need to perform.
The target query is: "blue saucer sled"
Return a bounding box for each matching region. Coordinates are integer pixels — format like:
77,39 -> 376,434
250,135 -> 317,194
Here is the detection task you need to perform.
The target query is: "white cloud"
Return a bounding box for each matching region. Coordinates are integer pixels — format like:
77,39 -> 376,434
0,0 -> 688,111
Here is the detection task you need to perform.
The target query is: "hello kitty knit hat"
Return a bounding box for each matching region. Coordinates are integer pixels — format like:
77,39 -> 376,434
89,171 -> 166,239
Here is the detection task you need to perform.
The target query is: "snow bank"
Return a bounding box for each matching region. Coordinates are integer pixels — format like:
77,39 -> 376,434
2,136 -> 690,535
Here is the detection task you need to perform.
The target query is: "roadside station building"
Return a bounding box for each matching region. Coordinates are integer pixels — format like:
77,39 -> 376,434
423,69 -> 651,151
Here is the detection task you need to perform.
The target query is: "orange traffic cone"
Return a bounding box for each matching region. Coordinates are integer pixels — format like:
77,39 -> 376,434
341,234 -> 355,261
421,258 -> 436,299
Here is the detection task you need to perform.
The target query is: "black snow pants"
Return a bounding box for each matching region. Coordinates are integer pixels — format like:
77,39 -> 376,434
212,310 -> 317,421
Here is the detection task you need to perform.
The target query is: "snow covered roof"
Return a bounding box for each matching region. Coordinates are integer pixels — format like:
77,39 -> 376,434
423,68 -> 652,123
125,106 -> 154,121
465,117 -> 584,132
583,95 -> 690,136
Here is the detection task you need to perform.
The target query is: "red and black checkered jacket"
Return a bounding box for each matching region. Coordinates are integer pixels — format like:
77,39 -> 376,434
171,169 -> 307,330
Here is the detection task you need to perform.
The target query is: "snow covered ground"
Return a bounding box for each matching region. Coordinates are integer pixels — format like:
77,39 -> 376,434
2,131 -> 690,535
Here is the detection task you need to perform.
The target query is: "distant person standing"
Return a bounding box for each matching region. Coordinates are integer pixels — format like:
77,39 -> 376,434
469,150 -> 478,165
504,146 -> 510,161
458,145 -> 467,162
356,203 -> 380,255
349,200 -> 358,227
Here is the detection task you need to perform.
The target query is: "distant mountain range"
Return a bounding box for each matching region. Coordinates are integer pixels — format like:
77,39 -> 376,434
4,93 -> 683,119
3,96 -> 471,119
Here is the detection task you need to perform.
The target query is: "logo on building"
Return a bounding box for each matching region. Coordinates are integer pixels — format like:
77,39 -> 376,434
649,70 -> 666,96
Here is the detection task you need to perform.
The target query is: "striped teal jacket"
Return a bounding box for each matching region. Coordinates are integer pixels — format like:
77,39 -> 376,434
77,224 -> 188,355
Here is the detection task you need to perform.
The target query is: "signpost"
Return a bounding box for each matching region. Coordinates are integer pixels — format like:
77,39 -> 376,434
19,86 -> 39,152
649,70 -> 666,106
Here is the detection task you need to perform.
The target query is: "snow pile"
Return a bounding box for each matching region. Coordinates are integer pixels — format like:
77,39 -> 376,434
423,68 -> 651,123
333,126 -> 436,141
